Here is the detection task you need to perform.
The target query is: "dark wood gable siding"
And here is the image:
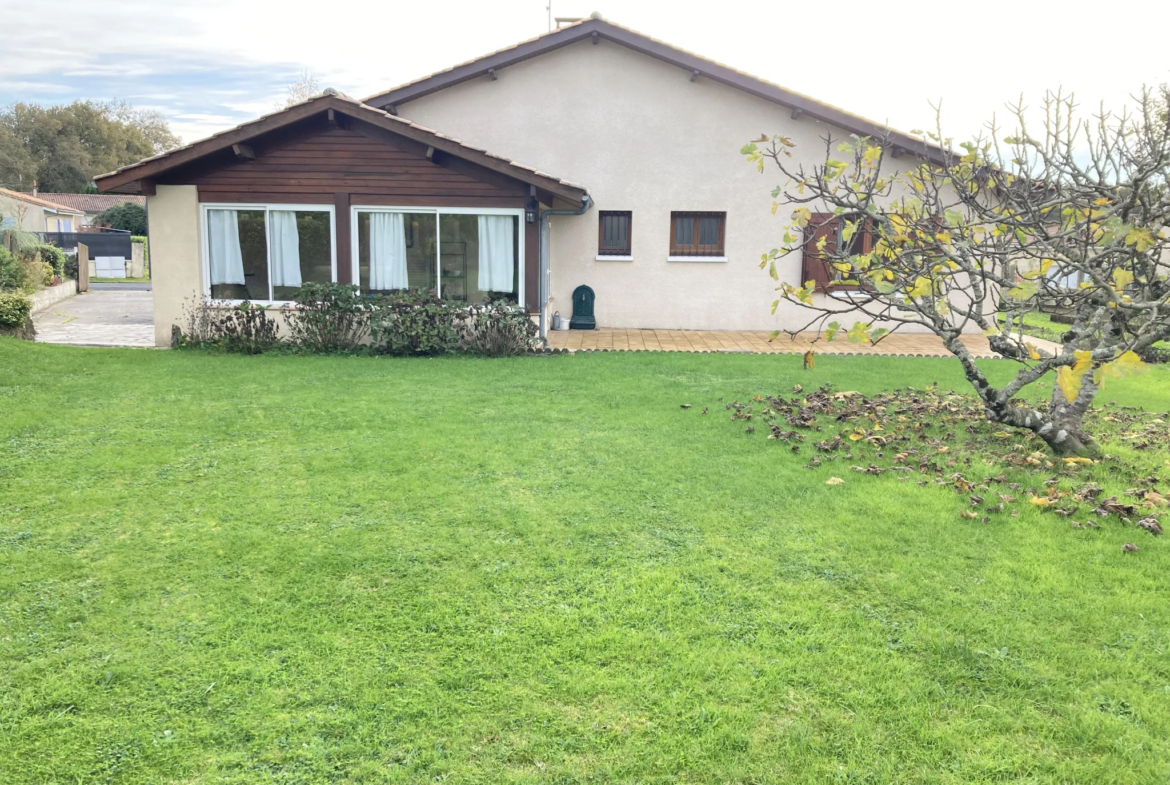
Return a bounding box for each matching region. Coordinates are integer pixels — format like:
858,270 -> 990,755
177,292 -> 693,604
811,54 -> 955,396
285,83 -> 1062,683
161,115 -> 536,308
181,125 -> 526,208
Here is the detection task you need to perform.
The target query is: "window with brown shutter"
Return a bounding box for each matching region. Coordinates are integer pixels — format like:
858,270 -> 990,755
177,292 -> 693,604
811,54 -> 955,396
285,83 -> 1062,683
669,211 -> 725,257
598,211 -> 632,256
801,213 -> 837,290
802,213 -> 876,291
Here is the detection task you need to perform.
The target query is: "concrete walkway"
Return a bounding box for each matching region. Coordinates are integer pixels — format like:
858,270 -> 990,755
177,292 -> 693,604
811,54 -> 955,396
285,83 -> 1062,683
547,328 -> 1061,359
33,289 -> 155,348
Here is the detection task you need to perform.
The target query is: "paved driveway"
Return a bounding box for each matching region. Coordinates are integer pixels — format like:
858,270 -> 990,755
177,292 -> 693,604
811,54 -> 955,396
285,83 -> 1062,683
33,285 -> 155,348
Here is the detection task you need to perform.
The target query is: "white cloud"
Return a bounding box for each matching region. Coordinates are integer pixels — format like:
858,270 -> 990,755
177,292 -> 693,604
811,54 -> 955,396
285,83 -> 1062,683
1,0 -> 1167,143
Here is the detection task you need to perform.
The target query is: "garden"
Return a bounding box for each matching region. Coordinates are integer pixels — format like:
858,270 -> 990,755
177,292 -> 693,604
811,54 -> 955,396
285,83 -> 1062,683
1,338 -> 1167,784
174,283 -> 541,357
0,231 -> 74,338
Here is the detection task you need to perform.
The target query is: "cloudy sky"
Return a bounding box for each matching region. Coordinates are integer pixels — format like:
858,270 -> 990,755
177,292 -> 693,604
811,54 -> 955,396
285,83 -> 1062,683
2,0 -> 1167,146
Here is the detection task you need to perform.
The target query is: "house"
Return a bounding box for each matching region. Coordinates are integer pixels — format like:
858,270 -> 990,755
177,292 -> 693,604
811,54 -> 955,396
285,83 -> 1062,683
95,15 -> 958,348
0,188 -> 86,233
23,193 -> 146,228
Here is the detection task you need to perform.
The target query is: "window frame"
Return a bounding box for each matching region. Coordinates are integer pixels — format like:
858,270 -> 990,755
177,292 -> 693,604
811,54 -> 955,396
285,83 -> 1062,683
668,211 -> 726,261
350,204 -> 525,306
597,210 -> 633,259
200,202 -> 337,305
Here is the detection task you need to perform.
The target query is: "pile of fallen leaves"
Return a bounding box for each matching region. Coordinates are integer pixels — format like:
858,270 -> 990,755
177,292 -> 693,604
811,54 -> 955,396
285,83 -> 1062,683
707,383 -> 1168,547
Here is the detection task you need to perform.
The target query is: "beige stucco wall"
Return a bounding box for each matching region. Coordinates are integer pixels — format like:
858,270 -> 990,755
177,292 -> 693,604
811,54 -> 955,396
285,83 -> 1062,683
147,185 -> 201,346
0,194 -> 47,232
400,39 -> 977,333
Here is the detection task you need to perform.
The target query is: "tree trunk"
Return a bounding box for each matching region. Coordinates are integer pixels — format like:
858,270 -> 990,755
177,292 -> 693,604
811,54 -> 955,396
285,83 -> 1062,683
943,330 -> 1101,457
1045,373 -> 1100,457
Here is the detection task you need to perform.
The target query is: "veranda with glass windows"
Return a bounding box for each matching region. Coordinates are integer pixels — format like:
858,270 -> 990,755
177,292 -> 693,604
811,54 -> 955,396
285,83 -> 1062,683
202,203 -> 524,306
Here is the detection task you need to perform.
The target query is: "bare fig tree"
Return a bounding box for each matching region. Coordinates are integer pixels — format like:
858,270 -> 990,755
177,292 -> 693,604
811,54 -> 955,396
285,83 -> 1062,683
742,89 -> 1169,456
280,70 -> 321,108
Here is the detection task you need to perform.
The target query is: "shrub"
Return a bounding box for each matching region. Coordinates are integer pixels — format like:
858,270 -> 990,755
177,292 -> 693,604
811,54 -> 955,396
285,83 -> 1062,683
174,295 -> 218,347
12,248 -> 51,292
0,246 -> 28,291
173,297 -> 281,353
219,302 -> 280,354
459,300 -> 539,357
63,253 -> 78,280
35,260 -> 53,288
1138,344 -> 1170,364
369,289 -> 460,355
0,291 -> 32,328
95,203 -> 147,235
287,282 -> 370,353
35,244 -> 66,277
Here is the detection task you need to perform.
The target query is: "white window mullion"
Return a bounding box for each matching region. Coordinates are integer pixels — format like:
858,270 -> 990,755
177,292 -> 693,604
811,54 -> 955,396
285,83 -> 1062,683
435,213 -> 442,298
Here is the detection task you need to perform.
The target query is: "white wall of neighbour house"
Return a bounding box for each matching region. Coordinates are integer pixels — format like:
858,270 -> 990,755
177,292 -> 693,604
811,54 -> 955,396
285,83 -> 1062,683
399,39 -> 977,333
147,185 -> 201,347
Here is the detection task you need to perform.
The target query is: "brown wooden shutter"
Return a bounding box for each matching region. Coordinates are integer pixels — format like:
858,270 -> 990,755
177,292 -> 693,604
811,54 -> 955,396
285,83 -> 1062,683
801,213 -> 838,291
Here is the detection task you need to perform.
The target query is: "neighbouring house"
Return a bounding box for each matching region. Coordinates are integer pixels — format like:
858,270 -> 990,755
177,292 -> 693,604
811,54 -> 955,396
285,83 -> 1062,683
95,15 -> 967,348
0,188 -> 86,233
23,192 -> 146,228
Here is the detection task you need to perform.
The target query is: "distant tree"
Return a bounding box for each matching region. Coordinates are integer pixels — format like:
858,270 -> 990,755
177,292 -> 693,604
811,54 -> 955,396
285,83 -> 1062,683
107,100 -> 182,154
95,203 -> 147,235
0,125 -> 36,190
281,70 -> 321,108
741,88 -> 1170,456
0,101 -> 181,193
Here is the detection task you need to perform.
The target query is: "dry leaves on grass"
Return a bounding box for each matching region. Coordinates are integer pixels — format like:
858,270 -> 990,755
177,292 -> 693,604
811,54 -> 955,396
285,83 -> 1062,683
720,383 -> 1169,540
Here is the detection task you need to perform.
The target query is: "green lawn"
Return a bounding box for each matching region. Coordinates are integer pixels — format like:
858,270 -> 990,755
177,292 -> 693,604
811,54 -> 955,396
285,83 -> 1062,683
2,339 -> 1168,784
1003,310 -> 1170,351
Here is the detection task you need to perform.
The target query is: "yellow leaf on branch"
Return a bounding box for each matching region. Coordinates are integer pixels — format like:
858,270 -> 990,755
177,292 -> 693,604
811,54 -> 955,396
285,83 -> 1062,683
1056,366 -> 1080,402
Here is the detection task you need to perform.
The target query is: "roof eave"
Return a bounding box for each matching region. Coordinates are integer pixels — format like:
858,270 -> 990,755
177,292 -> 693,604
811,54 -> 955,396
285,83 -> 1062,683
94,95 -> 588,207
365,18 -> 946,165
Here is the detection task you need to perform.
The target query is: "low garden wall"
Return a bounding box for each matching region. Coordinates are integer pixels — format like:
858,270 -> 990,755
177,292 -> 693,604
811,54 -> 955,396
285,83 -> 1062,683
29,279 -> 78,314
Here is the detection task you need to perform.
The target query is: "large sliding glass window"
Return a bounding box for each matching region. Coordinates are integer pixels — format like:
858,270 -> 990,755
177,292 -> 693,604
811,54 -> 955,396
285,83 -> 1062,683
204,204 -> 335,301
357,212 -> 437,293
354,208 -> 521,305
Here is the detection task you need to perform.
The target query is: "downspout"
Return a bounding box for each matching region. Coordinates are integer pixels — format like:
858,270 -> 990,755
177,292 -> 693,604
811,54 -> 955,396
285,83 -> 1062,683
538,194 -> 592,345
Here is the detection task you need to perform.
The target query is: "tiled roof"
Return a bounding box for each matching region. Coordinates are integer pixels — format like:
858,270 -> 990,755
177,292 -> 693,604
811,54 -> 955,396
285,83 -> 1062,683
24,193 -> 145,214
0,187 -> 86,214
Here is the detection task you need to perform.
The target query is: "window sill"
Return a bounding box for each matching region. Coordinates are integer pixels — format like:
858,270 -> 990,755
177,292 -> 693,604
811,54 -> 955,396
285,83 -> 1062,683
667,255 -> 727,263
827,290 -> 875,301
595,254 -> 633,261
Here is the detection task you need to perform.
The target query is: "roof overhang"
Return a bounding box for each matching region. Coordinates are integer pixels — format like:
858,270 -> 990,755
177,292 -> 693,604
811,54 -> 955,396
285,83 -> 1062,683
94,93 -> 589,207
365,17 -> 946,165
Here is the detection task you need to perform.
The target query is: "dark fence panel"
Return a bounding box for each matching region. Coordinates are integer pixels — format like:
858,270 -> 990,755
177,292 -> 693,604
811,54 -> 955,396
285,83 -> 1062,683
37,231 -> 132,259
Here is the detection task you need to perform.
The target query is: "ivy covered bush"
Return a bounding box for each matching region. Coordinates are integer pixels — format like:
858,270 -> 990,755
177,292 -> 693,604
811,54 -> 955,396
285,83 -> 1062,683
369,289 -> 460,355
287,282 -> 370,353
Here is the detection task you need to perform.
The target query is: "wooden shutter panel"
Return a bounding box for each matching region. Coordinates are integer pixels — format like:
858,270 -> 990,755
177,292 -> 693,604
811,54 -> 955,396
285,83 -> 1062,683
801,213 -> 838,291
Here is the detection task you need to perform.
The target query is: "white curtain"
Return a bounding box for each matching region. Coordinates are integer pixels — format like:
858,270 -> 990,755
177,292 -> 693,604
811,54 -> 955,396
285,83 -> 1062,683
207,209 -> 245,286
268,210 -> 302,288
477,215 -> 514,293
369,212 -> 408,290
